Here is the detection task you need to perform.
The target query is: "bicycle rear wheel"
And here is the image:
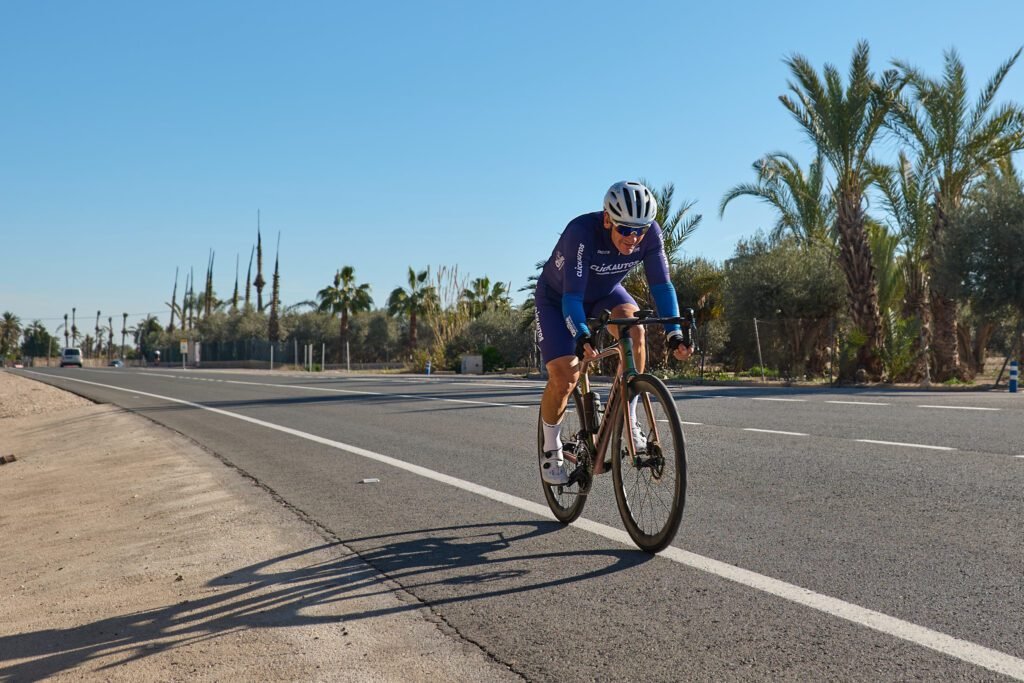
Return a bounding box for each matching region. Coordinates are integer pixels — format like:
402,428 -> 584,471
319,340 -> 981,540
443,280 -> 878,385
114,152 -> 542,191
611,374 -> 687,552
538,389 -> 590,523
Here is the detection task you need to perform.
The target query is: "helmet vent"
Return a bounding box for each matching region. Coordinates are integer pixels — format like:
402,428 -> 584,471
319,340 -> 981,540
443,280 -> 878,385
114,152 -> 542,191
622,189 -> 635,216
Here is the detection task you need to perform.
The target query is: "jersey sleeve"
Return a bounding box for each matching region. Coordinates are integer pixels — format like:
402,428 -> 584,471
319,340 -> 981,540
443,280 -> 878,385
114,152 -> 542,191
642,224 -> 682,334
560,227 -> 591,339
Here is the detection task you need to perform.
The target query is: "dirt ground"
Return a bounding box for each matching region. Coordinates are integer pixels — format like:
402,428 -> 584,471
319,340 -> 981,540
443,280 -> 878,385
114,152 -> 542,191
0,370 -> 520,682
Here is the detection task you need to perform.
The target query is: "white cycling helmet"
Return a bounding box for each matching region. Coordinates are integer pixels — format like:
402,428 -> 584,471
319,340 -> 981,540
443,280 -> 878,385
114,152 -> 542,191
603,181 -> 658,227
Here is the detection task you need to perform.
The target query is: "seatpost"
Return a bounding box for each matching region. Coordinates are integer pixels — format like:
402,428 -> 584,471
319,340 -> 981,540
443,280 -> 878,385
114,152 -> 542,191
579,364 -> 591,394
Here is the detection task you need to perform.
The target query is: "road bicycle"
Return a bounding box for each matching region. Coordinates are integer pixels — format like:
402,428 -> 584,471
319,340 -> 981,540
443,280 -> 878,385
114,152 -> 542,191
537,309 -> 696,553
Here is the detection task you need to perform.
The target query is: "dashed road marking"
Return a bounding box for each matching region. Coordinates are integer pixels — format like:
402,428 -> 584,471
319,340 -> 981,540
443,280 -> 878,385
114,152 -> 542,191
826,400 -> 889,406
857,439 -> 955,451
743,428 -> 809,436
917,405 -> 1000,411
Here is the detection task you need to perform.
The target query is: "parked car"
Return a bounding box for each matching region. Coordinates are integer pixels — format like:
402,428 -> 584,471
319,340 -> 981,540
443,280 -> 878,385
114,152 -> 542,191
108,359 -> 124,368
60,348 -> 83,368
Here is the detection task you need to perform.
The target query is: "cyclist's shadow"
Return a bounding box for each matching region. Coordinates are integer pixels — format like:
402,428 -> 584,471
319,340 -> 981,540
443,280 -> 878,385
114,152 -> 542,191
0,520 -> 651,681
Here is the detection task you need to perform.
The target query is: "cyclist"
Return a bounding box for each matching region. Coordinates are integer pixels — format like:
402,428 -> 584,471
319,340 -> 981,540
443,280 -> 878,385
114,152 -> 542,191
535,180 -> 693,485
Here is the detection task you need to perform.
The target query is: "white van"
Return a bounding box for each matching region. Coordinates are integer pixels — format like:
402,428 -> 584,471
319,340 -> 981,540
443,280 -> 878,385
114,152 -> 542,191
60,348 -> 83,368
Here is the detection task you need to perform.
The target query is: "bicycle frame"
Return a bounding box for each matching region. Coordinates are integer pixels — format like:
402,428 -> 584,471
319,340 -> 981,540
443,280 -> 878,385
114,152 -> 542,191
576,332 -> 661,469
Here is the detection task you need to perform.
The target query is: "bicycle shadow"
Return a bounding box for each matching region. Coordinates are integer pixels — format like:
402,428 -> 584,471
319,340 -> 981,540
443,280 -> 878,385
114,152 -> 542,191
0,520 -> 650,681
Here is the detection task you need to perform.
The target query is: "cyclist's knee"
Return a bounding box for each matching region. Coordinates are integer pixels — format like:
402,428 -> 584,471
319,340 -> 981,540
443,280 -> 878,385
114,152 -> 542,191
546,356 -> 579,395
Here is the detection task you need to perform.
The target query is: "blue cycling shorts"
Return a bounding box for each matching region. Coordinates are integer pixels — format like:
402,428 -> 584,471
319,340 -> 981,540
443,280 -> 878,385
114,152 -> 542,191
533,281 -> 637,366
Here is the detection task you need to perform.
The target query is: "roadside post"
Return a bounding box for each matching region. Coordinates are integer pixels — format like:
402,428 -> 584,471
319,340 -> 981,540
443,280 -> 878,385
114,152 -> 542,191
180,339 -> 187,370
1010,360 -> 1018,393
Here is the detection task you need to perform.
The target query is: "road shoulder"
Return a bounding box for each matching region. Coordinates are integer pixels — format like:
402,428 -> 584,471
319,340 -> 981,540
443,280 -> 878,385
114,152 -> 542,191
0,371 -> 520,681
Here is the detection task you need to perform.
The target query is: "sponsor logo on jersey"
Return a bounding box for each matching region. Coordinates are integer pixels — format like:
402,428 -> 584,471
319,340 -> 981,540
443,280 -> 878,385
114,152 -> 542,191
590,260 -> 640,275
554,251 -> 564,270
575,242 -> 585,278
596,249 -> 611,254
535,308 -> 544,342
564,315 -> 577,337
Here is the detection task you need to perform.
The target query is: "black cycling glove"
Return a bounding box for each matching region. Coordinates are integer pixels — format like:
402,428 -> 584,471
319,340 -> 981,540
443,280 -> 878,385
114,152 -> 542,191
574,333 -> 595,359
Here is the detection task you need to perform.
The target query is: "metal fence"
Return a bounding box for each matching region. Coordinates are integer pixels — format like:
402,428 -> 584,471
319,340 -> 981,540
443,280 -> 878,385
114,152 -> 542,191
157,339 -> 313,365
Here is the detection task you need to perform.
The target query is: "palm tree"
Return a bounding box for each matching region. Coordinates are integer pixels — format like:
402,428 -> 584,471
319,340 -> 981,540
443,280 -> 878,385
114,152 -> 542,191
720,151 -> 834,247
870,151 -> 937,381
0,312 -> 22,359
134,315 -> 163,360
387,267 -> 437,351
317,266 -> 374,358
643,180 -> 702,261
780,41 -> 902,379
21,320 -> 50,358
461,277 -> 511,317
891,47 -> 1024,380
121,313 -> 128,359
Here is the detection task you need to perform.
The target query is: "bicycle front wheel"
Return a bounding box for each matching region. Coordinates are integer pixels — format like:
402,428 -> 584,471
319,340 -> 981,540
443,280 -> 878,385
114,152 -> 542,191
538,389 -> 589,524
611,374 -> 687,553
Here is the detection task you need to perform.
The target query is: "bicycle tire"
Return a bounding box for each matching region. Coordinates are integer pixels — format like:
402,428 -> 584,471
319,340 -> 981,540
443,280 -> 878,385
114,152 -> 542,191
611,374 -> 687,552
538,388 -> 589,524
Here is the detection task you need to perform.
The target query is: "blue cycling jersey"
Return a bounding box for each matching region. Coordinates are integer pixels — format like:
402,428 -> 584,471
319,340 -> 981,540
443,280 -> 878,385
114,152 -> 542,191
538,211 -> 680,338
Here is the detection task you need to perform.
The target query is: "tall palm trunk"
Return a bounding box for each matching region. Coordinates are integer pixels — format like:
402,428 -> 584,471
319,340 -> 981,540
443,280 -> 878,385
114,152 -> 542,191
339,310 -> 349,363
835,193 -> 884,378
903,265 -> 931,383
928,198 -> 966,380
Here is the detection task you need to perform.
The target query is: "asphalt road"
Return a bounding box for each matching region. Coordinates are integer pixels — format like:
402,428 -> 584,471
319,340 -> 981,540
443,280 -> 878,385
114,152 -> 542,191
16,367 -> 1024,681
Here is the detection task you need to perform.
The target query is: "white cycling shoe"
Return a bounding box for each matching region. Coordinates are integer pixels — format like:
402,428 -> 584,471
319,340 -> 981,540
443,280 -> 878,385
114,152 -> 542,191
540,450 -> 570,485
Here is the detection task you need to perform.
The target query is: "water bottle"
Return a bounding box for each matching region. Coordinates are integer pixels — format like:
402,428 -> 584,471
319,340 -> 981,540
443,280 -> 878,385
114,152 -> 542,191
583,390 -> 603,433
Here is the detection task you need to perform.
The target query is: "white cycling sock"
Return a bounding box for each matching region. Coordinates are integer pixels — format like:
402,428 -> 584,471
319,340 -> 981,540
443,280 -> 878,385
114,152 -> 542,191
542,419 -> 563,454
629,395 -> 640,424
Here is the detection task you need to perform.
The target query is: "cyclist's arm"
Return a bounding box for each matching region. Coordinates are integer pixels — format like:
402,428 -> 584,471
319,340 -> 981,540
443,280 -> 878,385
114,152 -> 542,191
642,227 -> 682,335
561,234 -> 592,340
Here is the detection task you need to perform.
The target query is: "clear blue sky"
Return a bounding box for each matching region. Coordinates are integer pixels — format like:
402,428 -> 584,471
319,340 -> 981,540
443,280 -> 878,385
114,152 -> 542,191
2,1 -> 1022,334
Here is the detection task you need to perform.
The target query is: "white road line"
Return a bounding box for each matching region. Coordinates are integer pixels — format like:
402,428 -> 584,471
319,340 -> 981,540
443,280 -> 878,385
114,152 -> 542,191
917,405 -> 1000,412
743,428 -> 809,436
682,421 -> 703,426
752,398 -> 806,402
857,439 -> 955,451
24,370 -> 1024,681
826,400 -> 889,406
214,378 -> 531,408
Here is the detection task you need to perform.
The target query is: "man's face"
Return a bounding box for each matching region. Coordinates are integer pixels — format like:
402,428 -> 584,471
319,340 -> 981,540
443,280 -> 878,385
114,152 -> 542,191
603,212 -> 647,256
